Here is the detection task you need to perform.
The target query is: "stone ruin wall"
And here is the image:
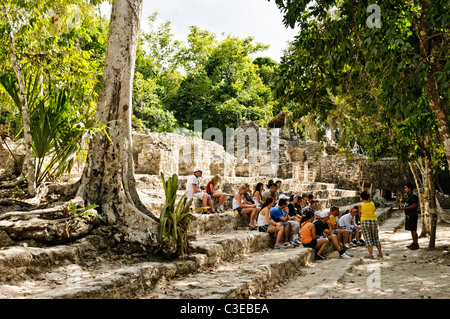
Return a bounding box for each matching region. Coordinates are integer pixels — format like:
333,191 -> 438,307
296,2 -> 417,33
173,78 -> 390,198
0,127 -> 413,196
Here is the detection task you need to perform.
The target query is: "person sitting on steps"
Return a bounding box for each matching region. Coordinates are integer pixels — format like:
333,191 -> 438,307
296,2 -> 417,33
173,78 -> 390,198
300,210 -> 328,260
233,184 -> 258,230
252,182 -> 265,207
270,198 -> 299,248
314,210 -> 352,259
186,167 -> 215,214
206,174 -> 227,213
256,197 -> 286,249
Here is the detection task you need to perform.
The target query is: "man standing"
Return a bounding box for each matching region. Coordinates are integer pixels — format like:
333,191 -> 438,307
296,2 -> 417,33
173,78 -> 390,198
186,167 -> 215,214
400,182 -> 419,250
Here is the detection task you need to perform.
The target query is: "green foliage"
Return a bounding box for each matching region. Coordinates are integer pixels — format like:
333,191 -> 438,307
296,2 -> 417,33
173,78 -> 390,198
135,14 -> 276,132
0,1 -> 109,185
132,72 -> 178,132
272,0 -> 449,163
159,173 -> 194,257
69,200 -> 101,221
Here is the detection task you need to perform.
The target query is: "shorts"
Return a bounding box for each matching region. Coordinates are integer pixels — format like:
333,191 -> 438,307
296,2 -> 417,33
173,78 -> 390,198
233,207 -> 243,215
258,224 -> 270,233
207,192 -> 213,196
405,214 -> 418,231
287,220 -> 300,230
190,192 -> 204,200
302,239 -> 317,249
361,220 -> 380,247
341,226 -> 357,235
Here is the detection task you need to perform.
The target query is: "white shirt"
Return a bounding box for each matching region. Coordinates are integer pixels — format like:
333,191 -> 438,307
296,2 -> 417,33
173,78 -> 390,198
186,174 -> 200,197
339,213 -> 355,229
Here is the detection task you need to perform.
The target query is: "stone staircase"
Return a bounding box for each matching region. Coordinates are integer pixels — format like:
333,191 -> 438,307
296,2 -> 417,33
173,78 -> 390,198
0,175 -> 396,299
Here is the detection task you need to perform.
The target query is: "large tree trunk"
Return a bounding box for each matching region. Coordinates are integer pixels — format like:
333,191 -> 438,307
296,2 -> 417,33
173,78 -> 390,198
3,6 -> 36,196
76,0 -> 159,247
419,0 -> 450,169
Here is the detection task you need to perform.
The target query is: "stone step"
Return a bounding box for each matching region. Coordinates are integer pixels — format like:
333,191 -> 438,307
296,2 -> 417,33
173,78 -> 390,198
0,231 -> 275,298
0,206 -> 396,298
142,205 -> 397,299
0,235 -> 109,282
140,246 -> 315,299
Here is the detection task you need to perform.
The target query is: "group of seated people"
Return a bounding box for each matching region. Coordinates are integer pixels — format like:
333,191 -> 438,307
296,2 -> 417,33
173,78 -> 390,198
186,168 -> 365,260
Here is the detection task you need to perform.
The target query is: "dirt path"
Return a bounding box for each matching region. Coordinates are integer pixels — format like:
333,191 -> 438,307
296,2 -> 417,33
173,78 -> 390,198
265,211 -> 450,299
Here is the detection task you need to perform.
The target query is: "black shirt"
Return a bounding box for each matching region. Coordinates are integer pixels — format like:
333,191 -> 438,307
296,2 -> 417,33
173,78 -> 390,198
313,219 -> 329,236
287,203 -> 297,217
405,193 -> 419,216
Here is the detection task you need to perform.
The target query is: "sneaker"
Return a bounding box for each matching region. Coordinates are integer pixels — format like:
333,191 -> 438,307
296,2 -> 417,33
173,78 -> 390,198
315,254 -> 326,260
344,251 -> 353,257
343,243 -> 350,249
350,242 -> 357,247
359,239 -> 365,244
290,241 -> 299,247
274,243 -> 287,249
284,242 -> 294,248
293,238 -> 302,246
356,240 -> 365,246
409,243 -> 420,250
339,253 -> 351,259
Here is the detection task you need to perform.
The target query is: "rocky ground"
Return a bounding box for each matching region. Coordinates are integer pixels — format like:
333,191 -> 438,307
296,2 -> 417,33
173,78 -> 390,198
264,211 -> 450,299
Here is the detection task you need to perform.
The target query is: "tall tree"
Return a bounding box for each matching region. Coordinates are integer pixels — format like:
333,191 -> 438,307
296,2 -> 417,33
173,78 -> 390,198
76,0 -> 159,247
2,4 -> 35,195
270,0 -> 450,168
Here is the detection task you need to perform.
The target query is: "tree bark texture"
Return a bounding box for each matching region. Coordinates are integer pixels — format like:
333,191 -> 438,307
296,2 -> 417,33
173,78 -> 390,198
3,6 -> 36,196
418,0 -> 450,169
76,0 -> 158,247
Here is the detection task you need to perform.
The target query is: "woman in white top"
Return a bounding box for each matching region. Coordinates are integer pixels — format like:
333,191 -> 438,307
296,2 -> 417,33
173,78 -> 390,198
233,184 -> 258,229
257,197 -> 285,249
252,182 -> 264,207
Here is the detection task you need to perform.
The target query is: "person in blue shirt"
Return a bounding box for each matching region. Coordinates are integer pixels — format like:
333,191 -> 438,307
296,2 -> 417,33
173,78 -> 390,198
270,198 -> 297,248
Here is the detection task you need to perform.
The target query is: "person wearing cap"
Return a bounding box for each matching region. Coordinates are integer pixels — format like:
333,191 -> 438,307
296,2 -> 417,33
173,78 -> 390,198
186,168 -> 215,214
314,210 -> 352,259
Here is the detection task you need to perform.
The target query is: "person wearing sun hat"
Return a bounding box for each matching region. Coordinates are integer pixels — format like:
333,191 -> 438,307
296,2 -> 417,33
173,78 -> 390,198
186,167 -> 215,214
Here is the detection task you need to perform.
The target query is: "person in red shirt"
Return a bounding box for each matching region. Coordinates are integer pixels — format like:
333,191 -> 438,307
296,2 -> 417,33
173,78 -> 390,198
206,174 -> 227,213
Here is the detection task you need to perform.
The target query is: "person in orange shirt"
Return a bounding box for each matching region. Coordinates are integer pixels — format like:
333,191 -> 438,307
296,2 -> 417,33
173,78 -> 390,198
300,210 -> 328,260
